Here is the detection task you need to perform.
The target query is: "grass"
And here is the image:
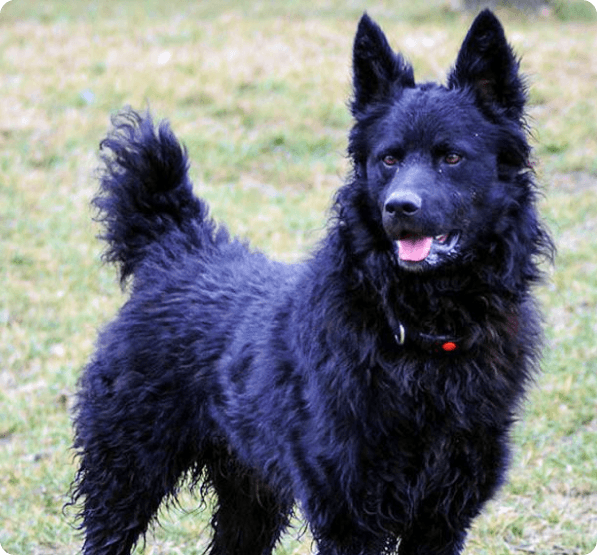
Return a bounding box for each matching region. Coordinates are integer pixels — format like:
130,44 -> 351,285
1,0 -> 596,553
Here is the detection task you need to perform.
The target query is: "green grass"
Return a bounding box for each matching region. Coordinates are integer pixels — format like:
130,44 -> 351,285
1,1 -> 596,554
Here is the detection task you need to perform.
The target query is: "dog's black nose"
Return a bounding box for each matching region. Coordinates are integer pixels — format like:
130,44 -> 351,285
384,191 -> 422,217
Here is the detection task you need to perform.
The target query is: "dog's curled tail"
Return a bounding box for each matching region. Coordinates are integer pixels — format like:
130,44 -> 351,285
94,108 -> 212,286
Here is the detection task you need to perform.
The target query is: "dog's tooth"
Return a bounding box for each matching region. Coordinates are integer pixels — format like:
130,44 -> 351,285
435,234 -> 448,243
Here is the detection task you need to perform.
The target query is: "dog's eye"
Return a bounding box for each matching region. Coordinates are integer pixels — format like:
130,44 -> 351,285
444,153 -> 462,165
383,155 -> 398,167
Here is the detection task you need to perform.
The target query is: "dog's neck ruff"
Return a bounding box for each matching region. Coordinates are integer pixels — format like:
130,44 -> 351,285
392,320 -> 463,353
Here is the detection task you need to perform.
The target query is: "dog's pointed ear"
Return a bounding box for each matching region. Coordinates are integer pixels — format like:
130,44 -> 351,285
448,10 -> 526,122
351,13 -> 415,117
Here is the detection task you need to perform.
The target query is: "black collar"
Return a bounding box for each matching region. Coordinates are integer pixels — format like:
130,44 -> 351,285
392,320 -> 464,353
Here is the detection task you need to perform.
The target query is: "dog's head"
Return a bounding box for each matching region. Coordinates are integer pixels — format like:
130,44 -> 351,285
347,11 -> 532,274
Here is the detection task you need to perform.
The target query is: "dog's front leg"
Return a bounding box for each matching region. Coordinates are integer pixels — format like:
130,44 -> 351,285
397,521 -> 469,555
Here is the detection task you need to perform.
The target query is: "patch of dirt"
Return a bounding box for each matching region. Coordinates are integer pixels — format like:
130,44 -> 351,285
549,172 -> 597,193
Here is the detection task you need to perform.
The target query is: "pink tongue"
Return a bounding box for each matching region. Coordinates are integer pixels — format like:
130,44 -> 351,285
398,236 -> 433,262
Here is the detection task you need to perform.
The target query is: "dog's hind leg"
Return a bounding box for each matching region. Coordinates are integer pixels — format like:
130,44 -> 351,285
205,454 -> 291,555
70,363 -> 203,554
72,429 -> 198,555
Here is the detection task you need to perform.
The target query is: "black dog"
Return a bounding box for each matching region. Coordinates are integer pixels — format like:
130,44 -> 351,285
70,10 -> 553,555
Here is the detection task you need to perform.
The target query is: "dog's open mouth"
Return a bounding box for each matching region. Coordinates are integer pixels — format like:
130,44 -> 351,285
395,231 -> 460,265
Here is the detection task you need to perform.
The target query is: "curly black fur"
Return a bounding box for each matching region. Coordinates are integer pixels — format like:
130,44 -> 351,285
69,10 -> 553,555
